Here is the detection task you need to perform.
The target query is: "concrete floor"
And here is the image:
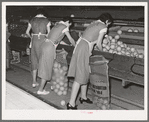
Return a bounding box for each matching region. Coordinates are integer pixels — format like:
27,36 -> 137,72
5,81 -> 57,110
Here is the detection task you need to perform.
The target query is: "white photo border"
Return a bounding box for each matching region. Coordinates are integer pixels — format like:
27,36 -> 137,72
2,2 -> 148,120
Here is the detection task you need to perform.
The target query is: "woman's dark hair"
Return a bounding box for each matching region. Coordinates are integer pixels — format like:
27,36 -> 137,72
63,16 -> 73,24
63,16 -> 74,28
34,8 -> 48,18
97,13 -> 113,24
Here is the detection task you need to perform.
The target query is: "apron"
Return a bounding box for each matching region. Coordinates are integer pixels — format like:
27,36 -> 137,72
73,37 -> 96,56
30,33 -> 47,48
73,37 -> 96,73
45,38 -> 59,59
37,38 -> 58,80
32,32 -> 47,39
68,37 -> 95,84
31,34 -> 47,70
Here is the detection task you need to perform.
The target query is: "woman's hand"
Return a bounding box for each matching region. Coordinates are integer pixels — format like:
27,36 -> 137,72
94,45 -> 102,51
70,39 -> 76,47
65,31 -> 76,47
26,47 -> 31,55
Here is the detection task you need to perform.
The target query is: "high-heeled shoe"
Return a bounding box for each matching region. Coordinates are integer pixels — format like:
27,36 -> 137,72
66,103 -> 77,110
79,97 -> 93,104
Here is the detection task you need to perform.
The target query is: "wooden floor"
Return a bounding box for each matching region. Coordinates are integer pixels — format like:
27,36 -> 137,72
5,81 -> 57,110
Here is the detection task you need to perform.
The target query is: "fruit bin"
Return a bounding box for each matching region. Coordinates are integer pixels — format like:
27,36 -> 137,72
8,21 -> 31,57
9,35 -> 31,52
92,50 -> 144,86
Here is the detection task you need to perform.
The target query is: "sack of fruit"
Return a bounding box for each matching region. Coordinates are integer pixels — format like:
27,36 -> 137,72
51,49 -> 68,96
90,73 -> 110,110
55,48 -> 68,67
89,55 -> 110,110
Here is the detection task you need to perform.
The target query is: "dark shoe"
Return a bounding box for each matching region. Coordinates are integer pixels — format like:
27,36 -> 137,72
66,103 -> 77,110
79,97 -> 93,104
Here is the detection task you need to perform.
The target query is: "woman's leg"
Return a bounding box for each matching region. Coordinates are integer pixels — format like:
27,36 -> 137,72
38,78 -> 47,92
80,84 -> 88,99
32,69 -> 38,85
69,81 -> 80,107
30,39 -> 41,87
79,84 -> 92,104
37,78 -> 49,95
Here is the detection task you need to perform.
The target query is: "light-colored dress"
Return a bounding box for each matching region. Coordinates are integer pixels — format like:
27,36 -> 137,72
38,21 -> 70,80
67,20 -> 107,85
29,16 -> 50,70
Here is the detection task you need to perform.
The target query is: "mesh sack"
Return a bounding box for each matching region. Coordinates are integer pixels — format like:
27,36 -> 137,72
51,49 -> 69,96
55,49 -> 68,67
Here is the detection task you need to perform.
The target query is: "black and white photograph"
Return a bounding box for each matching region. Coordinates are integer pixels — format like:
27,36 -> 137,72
2,2 -> 148,120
